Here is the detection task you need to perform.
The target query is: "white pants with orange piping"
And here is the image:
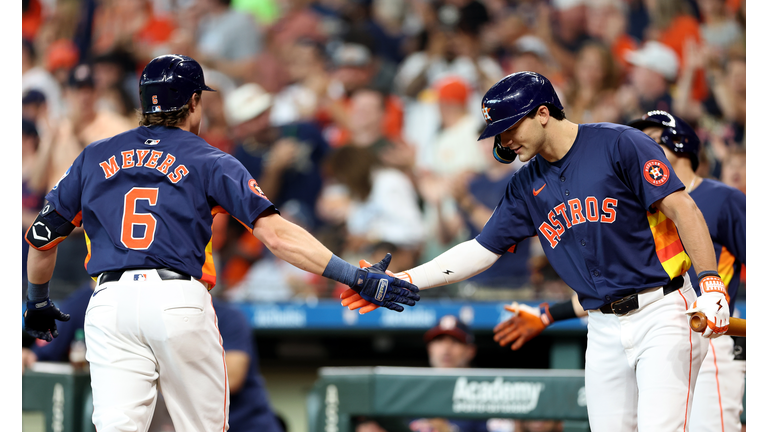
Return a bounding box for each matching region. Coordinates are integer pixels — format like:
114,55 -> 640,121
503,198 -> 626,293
84,269 -> 229,432
585,279 -> 708,431
689,335 -> 746,432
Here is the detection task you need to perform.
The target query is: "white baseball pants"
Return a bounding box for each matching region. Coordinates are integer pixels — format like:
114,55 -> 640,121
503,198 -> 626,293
689,335 -> 746,432
585,279 -> 708,432
84,269 -> 229,432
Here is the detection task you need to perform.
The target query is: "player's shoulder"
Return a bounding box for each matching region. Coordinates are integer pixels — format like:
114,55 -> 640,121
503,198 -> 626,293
698,178 -> 746,201
581,122 -> 644,142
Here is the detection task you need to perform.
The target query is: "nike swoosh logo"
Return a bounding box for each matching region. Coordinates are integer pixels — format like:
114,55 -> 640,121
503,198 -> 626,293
92,287 -> 107,297
533,184 -> 546,196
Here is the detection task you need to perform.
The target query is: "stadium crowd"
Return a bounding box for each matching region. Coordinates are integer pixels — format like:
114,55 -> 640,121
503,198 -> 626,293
22,0 -> 747,306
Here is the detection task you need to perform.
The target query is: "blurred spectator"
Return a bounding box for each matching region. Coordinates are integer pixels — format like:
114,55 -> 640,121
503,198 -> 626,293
269,38 -> 329,127
198,69 -> 238,154
696,0 -> 745,54
394,16 -> 502,102
321,43 -> 406,148
196,0 -> 263,60
562,42 -> 621,124
23,0 -> 44,41
319,145 -> 424,270
616,41 -> 678,122
644,0 -> 709,102
532,0 -> 590,77
49,63 -> 134,191
227,82 -> 330,230
90,0 -> 176,64
584,0 -> 637,74
91,50 -> 141,117
45,39 -> 80,87
221,82 -> 329,287
23,39 -> 64,120
22,90 -> 49,127
515,420 -> 563,432
720,146 -> 746,194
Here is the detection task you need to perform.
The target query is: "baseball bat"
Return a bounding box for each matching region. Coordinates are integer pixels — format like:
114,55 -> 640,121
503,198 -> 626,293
690,312 -> 746,337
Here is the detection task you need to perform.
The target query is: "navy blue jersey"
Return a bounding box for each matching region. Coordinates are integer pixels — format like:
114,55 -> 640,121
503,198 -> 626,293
687,179 -> 746,315
476,123 -> 690,310
42,125 -> 276,287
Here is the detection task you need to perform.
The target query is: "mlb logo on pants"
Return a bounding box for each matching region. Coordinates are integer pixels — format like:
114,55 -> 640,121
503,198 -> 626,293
134,274 -> 147,281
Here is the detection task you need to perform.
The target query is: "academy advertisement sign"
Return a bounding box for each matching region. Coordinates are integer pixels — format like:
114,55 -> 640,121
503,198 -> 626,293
452,377 -> 545,414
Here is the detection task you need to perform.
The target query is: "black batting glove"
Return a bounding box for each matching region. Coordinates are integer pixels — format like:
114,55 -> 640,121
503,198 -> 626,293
349,254 -> 421,312
24,298 -> 71,342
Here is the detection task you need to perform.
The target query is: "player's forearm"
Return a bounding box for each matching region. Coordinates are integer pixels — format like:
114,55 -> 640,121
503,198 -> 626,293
252,213 -> 333,276
656,191 -> 718,274
396,239 -> 500,289
27,246 -> 58,285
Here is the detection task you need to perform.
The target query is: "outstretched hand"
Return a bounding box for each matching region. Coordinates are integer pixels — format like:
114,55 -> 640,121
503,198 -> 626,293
493,302 -> 550,350
342,257 -> 418,313
24,298 -> 71,342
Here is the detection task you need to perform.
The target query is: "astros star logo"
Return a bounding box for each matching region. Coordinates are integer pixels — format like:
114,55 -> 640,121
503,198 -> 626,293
482,105 -> 492,122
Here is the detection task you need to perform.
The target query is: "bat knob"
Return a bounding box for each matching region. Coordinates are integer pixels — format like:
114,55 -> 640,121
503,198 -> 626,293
690,311 -> 707,332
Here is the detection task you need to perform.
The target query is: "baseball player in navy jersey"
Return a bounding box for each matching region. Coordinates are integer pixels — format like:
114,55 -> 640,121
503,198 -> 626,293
341,72 -> 729,431
23,54 -> 419,432
492,110 -> 747,431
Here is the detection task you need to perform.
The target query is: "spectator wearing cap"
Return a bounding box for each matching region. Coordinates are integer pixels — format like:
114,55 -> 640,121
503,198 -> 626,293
222,82 -> 330,287
409,315 -> 491,432
320,42 -> 405,149
22,90 -> 48,126
616,41 -> 679,123
50,64 -> 134,191
45,39 -> 80,89
22,39 -> 64,120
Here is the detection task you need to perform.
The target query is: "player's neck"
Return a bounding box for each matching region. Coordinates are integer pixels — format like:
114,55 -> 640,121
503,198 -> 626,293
539,120 -> 579,163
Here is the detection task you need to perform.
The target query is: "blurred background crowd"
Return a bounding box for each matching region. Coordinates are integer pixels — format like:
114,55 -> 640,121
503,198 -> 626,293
22,0 -> 747,306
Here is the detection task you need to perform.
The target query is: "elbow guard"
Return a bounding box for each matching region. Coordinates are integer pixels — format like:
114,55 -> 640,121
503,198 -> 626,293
25,203 -> 76,250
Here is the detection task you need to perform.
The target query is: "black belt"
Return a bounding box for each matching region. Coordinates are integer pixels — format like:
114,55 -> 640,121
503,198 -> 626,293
598,276 -> 684,315
98,268 -> 192,285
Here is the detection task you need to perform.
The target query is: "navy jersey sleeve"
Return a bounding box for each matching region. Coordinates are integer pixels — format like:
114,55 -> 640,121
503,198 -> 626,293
475,175 -> 536,254
207,154 -> 278,229
718,188 -> 747,264
613,128 -> 685,210
45,150 -> 86,225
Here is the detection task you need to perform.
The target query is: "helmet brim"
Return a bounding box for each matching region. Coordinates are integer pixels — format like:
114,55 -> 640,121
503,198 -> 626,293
477,113 -> 526,141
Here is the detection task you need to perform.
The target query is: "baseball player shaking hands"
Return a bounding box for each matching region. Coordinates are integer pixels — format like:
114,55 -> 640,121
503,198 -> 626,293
342,72 -> 725,431
493,111 -> 746,431
24,54 -> 419,432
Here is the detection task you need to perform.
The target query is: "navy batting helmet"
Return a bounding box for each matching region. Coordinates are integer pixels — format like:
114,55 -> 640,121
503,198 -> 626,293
478,71 -> 564,164
139,54 -> 216,114
627,110 -> 700,171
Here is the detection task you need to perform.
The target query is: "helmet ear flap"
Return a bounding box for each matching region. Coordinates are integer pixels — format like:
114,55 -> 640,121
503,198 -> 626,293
492,135 -> 517,164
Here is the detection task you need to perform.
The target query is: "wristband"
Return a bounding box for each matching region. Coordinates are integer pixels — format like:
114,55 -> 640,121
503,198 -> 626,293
697,270 -> 728,300
322,254 -> 358,287
27,281 -> 50,302
547,300 -> 579,323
